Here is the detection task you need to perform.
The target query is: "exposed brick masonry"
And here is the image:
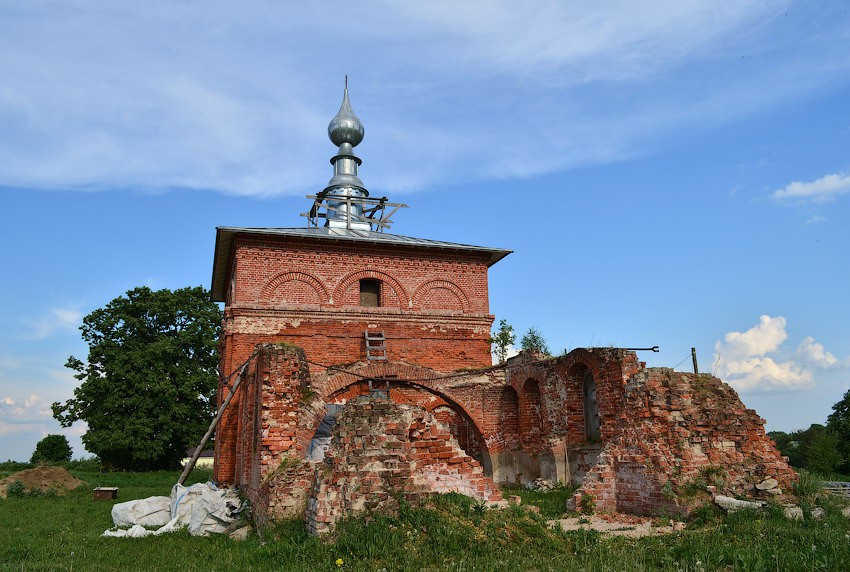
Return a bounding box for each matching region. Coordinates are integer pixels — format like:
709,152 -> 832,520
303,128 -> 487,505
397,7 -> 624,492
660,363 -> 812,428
306,397 -> 503,535
214,233 -> 497,483
572,369 -> 798,516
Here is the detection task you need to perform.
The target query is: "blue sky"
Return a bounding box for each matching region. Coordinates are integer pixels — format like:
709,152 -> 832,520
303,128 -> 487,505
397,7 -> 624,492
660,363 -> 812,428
2,1 -> 850,461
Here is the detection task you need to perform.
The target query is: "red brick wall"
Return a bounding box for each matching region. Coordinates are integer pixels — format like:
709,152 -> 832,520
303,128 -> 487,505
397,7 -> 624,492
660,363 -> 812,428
216,343 -> 320,487
307,398 -> 503,535
573,369 -> 798,516
214,234 -> 497,483
484,348 -> 641,485
221,345 -> 797,524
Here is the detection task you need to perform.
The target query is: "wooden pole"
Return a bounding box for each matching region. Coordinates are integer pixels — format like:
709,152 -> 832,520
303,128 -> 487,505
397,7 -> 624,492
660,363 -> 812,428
691,347 -> 699,376
177,353 -> 256,486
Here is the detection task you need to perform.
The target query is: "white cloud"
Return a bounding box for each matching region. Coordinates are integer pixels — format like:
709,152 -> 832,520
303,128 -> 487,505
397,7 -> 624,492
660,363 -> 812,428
0,393 -> 52,436
713,316 -> 846,393
24,306 -> 82,340
1,1 -> 848,196
773,173 -> 850,203
796,336 -> 838,369
716,315 -> 787,361
0,356 -> 87,459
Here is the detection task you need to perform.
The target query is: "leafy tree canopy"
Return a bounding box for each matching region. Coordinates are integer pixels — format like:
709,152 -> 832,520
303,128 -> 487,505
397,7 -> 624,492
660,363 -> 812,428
30,434 -> 72,464
827,388 -> 850,473
520,326 -> 550,356
770,423 -> 845,475
52,286 -> 222,471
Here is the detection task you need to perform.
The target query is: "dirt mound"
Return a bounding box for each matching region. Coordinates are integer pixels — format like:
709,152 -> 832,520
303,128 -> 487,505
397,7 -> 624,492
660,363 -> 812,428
0,466 -> 87,498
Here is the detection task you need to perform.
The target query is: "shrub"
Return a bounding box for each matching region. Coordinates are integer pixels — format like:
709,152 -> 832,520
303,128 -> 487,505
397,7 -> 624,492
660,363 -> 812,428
580,492 -> 596,514
794,468 -> 822,503
6,480 -> 26,498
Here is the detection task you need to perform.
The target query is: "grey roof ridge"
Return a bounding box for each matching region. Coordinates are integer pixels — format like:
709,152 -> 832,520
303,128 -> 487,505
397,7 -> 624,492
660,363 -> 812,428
214,226 -> 512,256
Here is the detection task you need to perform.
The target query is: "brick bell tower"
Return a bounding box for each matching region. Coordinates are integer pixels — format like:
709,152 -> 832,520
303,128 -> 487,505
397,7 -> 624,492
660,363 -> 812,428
210,81 -> 510,483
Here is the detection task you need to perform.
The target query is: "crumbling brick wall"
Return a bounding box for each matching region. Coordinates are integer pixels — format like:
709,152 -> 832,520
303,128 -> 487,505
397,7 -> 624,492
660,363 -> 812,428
223,343 -> 323,500
572,368 -> 797,516
306,397 -> 503,535
488,348 -> 642,486
218,343 -> 796,524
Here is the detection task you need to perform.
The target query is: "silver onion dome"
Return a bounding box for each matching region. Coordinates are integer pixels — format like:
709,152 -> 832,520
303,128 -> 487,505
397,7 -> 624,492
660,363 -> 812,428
323,78 -> 371,231
328,80 -> 364,147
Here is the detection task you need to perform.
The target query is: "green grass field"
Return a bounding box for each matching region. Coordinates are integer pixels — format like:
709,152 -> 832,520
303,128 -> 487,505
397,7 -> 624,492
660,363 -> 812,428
1,465 -> 849,572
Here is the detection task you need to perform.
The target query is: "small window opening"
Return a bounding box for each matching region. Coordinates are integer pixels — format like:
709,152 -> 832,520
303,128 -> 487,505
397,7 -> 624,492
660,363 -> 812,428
359,279 -> 381,307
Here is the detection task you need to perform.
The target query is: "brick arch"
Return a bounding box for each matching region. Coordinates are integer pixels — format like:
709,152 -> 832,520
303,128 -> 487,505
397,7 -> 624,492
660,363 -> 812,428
431,404 -> 485,459
332,269 -> 409,308
412,279 -> 470,312
317,362 -> 488,453
318,362 -> 442,398
554,348 -> 639,443
261,271 -> 329,305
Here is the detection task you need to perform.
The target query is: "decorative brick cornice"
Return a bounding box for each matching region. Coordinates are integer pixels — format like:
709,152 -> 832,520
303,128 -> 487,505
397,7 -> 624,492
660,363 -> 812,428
260,271 -> 330,305
411,279 -> 470,313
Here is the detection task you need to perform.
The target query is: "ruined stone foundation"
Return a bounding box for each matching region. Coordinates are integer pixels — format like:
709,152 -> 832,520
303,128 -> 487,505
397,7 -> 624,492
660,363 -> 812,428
572,369 -> 798,516
306,397 -> 503,535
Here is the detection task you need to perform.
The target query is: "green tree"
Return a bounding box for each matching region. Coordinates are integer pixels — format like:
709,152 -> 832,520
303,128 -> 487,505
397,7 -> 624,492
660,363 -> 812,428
520,326 -> 550,356
489,319 -> 516,364
52,286 -> 222,471
827,388 -> 850,473
30,434 -> 72,463
768,430 -> 805,468
806,430 -> 841,475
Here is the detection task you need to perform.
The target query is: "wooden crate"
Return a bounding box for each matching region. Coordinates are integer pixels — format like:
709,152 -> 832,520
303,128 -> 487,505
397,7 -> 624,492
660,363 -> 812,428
93,486 -> 119,500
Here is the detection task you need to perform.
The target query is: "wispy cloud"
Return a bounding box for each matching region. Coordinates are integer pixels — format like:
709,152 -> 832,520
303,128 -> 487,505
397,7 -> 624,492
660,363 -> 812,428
1,1 -> 848,196
796,336 -> 841,369
713,315 -> 847,393
0,356 -> 86,459
24,306 -> 82,340
0,394 -> 51,436
773,173 -> 850,203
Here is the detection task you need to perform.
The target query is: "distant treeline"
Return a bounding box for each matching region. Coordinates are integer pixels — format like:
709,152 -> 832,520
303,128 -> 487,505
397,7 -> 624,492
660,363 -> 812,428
769,423 -> 847,477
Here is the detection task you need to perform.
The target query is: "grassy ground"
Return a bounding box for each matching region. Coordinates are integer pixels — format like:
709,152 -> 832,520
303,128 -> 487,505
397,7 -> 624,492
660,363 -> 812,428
501,483 -> 578,518
1,466 -> 849,572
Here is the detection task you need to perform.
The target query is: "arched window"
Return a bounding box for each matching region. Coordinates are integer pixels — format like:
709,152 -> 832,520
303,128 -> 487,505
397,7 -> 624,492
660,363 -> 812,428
583,370 -> 601,442
359,279 -> 381,307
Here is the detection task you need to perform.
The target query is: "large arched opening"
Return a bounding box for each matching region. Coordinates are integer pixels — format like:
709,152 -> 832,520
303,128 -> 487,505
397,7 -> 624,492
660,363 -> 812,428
312,378 -> 488,465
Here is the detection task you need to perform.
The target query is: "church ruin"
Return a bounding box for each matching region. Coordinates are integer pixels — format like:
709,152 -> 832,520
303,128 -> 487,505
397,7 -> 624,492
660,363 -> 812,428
209,84 -> 796,533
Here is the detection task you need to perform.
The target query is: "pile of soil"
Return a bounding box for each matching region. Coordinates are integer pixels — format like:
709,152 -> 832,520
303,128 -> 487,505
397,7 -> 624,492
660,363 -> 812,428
0,466 -> 87,498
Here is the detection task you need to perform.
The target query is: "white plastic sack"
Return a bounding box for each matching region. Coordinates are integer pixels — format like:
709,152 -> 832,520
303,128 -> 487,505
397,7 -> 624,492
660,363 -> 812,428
111,496 -> 172,528
170,482 -> 242,536
102,482 -> 243,538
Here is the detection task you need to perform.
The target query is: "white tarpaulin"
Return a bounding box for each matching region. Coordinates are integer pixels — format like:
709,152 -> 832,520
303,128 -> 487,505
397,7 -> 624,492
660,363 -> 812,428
111,496 -> 172,528
102,482 -> 243,538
